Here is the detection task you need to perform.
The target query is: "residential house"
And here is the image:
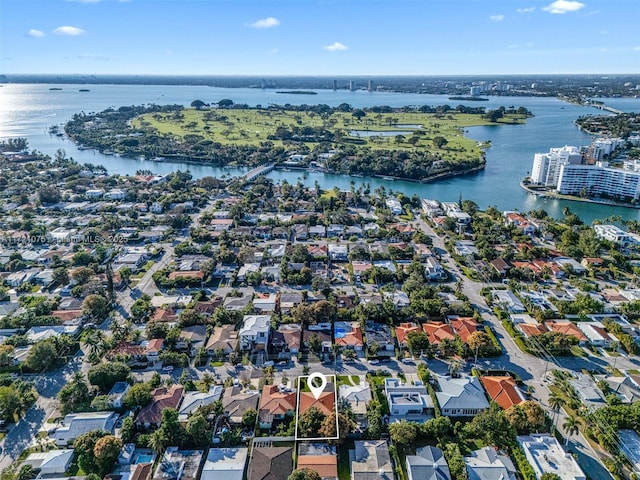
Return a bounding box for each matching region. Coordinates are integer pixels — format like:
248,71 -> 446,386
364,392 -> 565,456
178,386 -> 224,422
490,257 -> 511,277
576,321 -> 616,347
395,322 -> 421,348
136,385 -> 184,428
492,290 -> 526,314
350,440 -> 394,480
222,386 -> 260,425
384,378 -> 434,422
239,315 -> 271,351
328,244 -> 348,261
53,411 -> 117,446
258,385 -> 297,429
253,294 -> 277,314
570,373 -> 606,409
153,448 -> 204,480
144,338 -> 164,364
480,376 -> 526,410
517,435 -> 586,480
293,224 -> 309,240
248,441 -> 293,480
24,449 -> 74,475
297,443 -> 338,480
277,324 -> 302,354
334,321 -> 364,351
105,188 -> 127,200
544,320 -> 588,345
435,375 -> 489,417
465,447 -> 517,480
425,257 -> 447,280
618,430 -> 640,477
130,462 -> 154,480
512,314 -> 549,339
365,322 -> 395,356
201,448 -> 248,480
279,292 -> 304,315
338,381 -> 372,429
107,381 -> 131,409
309,225 -> 327,238
299,389 -> 335,417
406,446 -> 451,480
422,322 -> 456,345
177,325 -> 208,356
206,325 -> 239,356
449,317 -> 480,343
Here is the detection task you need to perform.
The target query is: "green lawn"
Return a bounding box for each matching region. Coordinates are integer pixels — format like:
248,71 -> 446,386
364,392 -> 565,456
132,107 -> 527,164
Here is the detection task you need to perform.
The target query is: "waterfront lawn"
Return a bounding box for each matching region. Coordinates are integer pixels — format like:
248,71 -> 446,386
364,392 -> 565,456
132,107 -> 526,163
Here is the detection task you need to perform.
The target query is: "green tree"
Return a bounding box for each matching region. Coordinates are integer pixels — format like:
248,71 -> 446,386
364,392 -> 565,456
74,430 -> 108,472
58,372 -> 91,415
242,409 -> 258,428
123,383 -> 152,409
562,415 -> 580,446
540,474 -> 562,480
83,294 -> 110,321
185,413 -> 210,447
25,340 -> 57,372
298,407 -> 326,438
443,443 -> 468,480
388,420 -> 418,447
288,469 -> 321,480
15,465 -> 34,480
93,435 -> 123,476
87,362 -> 130,392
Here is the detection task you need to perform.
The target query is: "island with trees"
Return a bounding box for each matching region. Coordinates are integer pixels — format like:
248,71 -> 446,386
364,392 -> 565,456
64,101 -> 531,182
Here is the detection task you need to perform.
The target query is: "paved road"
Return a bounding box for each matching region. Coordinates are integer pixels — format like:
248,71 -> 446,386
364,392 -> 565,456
0,353 -> 91,472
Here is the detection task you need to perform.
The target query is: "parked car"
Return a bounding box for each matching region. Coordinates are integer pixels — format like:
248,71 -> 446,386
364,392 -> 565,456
368,359 -> 380,365
162,366 -> 174,373
263,361 -> 275,368
402,358 -> 414,364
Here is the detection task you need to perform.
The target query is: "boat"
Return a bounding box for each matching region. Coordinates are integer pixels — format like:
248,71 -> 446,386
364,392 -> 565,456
151,156 -> 166,162
77,145 -> 90,150
49,87 -> 62,91
79,89 -> 90,92
380,175 -> 396,181
102,150 -> 115,155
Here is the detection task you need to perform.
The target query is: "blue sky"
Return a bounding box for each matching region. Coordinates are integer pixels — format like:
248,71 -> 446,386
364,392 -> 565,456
1,0 -> 639,75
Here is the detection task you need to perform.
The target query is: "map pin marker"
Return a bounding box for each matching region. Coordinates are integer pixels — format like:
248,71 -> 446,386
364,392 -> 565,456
308,372 -> 327,400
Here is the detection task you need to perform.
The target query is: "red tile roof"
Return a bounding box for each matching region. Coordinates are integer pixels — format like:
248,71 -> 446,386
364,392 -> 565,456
544,320 -> 588,342
480,376 -> 525,410
299,391 -> 335,416
136,385 -> 183,425
422,322 -> 455,344
395,322 -> 421,345
259,385 -> 297,416
335,325 -> 363,348
450,317 -> 480,343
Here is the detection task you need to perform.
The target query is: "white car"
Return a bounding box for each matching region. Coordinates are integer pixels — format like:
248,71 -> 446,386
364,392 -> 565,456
401,358 -> 414,364
162,366 -> 174,373
368,359 -> 380,365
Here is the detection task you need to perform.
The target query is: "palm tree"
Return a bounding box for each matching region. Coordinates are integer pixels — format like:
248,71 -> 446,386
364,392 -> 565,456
149,430 -> 168,455
562,415 -> 580,446
548,392 -> 565,433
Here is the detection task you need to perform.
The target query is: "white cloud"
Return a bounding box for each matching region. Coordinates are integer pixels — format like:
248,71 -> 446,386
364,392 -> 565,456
323,42 -> 348,51
53,26 -> 85,36
28,29 -> 45,38
517,7 -> 536,13
542,0 -> 585,14
490,14 -> 505,21
248,17 -> 280,29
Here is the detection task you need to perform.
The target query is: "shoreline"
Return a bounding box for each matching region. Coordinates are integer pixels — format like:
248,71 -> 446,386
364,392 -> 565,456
520,180 -> 640,210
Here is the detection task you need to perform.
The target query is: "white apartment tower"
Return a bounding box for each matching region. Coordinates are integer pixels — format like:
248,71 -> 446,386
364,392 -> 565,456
530,145 -> 583,186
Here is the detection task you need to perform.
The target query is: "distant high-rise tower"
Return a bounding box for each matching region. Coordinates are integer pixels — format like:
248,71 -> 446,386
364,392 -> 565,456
260,79 -> 266,89
349,80 -> 354,91
368,80 -> 374,92
333,79 -> 338,90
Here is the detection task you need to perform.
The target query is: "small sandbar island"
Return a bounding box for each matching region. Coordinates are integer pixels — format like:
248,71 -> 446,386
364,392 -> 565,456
522,112 -> 640,207
64,101 -> 531,182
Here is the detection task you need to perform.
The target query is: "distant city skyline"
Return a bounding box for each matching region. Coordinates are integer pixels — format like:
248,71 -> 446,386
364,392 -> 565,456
1,0 -> 639,76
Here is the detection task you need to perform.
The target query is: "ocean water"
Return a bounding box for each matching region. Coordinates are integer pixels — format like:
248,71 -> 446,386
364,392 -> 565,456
2,82 -> 640,223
